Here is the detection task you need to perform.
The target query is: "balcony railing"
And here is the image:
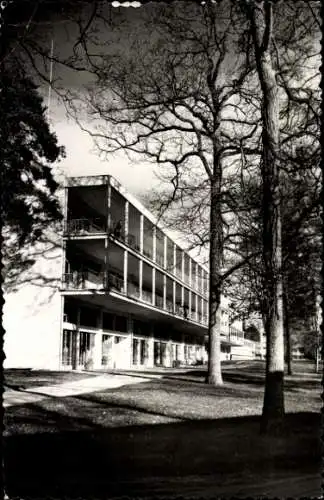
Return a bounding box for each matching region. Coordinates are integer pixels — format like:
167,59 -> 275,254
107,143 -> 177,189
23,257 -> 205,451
62,271 -> 108,290
127,233 -> 141,252
127,281 -> 140,299
108,273 -> 124,293
142,289 -> 152,304
155,254 -> 165,268
65,217 -> 107,234
155,294 -> 164,308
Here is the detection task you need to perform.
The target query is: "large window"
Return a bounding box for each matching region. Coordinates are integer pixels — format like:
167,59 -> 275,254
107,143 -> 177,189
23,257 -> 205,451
62,330 -> 73,365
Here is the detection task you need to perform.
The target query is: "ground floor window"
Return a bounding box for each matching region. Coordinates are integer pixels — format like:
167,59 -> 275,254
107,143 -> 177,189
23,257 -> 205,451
133,338 -> 149,365
79,331 -> 93,366
62,330 -> 73,365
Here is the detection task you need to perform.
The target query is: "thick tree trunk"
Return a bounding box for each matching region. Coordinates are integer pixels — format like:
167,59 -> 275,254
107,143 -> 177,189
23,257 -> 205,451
248,1 -> 285,432
283,289 -> 292,375
206,167 -> 223,385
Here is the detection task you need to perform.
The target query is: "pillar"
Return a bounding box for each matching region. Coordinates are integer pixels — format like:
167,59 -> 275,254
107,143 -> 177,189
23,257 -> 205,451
139,259 -> 143,300
152,267 -> 156,305
140,214 -> 144,254
163,235 -> 167,268
124,200 -> 129,242
153,226 -> 156,262
123,250 -> 128,294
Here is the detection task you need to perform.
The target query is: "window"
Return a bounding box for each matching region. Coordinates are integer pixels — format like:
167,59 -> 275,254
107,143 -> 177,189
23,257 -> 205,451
115,315 -> 128,333
63,301 -> 78,324
103,312 -> 114,330
133,319 -> 151,336
62,330 -> 73,365
80,306 -> 98,328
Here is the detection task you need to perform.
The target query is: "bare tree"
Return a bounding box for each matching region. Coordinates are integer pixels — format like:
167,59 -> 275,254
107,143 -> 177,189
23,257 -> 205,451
65,1 -> 262,385
237,0 -> 320,431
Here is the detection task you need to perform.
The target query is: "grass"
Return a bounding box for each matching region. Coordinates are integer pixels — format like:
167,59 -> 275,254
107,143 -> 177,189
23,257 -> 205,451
4,368 -> 97,390
4,360 -> 322,498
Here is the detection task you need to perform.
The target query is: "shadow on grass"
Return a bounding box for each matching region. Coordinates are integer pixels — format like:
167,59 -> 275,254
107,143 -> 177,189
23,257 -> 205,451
4,411 -> 321,499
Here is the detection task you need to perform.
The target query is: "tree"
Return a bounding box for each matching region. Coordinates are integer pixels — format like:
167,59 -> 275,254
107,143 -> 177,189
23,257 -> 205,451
65,1 -> 263,385
1,62 -> 65,291
238,0 -> 320,432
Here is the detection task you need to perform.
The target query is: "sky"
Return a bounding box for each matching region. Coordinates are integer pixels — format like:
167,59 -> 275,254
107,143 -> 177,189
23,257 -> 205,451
33,3 -> 164,198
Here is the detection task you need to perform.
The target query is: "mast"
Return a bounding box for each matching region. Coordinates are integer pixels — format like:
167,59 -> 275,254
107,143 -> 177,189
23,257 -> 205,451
47,38 -> 54,122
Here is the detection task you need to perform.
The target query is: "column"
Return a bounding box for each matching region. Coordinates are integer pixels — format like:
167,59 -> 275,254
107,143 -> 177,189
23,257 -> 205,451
173,280 -> 176,313
189,291 -> 192,320
124,200 -> 129,242
195,294 -> 198,322
73,307 -> 81,370
163,235 -> 167,268
107,183 -> 112,232
152,267 -> 156,306
92,310 -> 103,370
148,323 -> 154,368
173,243 -> 176,276
163,275 -> 167,310
181,251 -> 184,282
123,250 -> 128,294
153,226 -> 156,262
63,186 -> 68,232
104,237 -> 109,287
139,259 -> 143,300
127,316 -> 133,369
140,214 -> 144,254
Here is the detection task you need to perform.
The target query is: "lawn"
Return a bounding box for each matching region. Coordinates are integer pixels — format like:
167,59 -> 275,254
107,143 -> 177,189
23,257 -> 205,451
4,368 -> 97,390
4,360 -> 322,498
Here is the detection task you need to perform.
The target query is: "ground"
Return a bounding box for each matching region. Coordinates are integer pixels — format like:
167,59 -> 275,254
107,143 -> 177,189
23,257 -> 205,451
3,360 -> 322,499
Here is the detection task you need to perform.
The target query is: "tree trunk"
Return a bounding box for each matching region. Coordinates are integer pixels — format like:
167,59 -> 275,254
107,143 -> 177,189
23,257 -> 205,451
206,165 -> 223,385
247,1 -> 285,432
283,289 -> 292,375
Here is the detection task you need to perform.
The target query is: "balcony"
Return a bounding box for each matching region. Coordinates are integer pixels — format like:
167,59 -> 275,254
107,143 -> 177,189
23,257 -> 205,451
62,271 -> 108,290
229,327 -> 244,345
65,217 -> 107,235
108,273 -> 124,293
127,233 -> 141,252
127,281 -> 140,300
155,254 -> 164,268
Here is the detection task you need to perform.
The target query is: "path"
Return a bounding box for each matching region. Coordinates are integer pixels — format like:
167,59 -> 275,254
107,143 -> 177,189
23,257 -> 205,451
3,373 -> 159,408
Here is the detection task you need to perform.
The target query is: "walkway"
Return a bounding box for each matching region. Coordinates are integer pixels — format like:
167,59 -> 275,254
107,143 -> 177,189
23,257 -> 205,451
3,373 -> 159,408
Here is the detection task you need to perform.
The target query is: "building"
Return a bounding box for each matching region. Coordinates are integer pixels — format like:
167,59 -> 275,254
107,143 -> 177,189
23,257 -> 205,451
4,175 -> 258,370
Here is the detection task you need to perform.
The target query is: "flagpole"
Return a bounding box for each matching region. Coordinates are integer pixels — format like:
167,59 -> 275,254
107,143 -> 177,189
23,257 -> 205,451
47,38 -> 54,122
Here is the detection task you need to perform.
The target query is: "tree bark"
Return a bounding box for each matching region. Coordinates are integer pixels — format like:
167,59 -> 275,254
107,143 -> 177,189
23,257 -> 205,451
283,288 -> 292,375
206,160 -> 223,385
247,1 -> 285,432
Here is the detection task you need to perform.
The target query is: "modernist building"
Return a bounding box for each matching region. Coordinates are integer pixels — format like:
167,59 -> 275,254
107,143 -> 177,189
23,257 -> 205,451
4,175 -> 258,370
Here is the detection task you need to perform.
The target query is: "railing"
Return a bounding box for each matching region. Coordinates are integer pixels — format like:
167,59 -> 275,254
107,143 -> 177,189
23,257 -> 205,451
108,273 -> 124,293
229,327 -> 244,344
143,247 -> 153,260
62,271 -> 108,290
142,289 -> 152,304
155,253 -> 164,268
127,281 -> 140,299
127,233 -> 141,252
65,217 -> 106,234
166,300 -> 174,314
155,294 -> 164,308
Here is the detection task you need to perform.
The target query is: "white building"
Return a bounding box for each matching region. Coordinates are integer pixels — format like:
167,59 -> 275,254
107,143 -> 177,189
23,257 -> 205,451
4,175 -> 259,370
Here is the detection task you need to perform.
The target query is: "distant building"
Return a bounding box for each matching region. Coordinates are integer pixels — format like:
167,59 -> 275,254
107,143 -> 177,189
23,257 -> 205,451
4,175 -> 260,370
